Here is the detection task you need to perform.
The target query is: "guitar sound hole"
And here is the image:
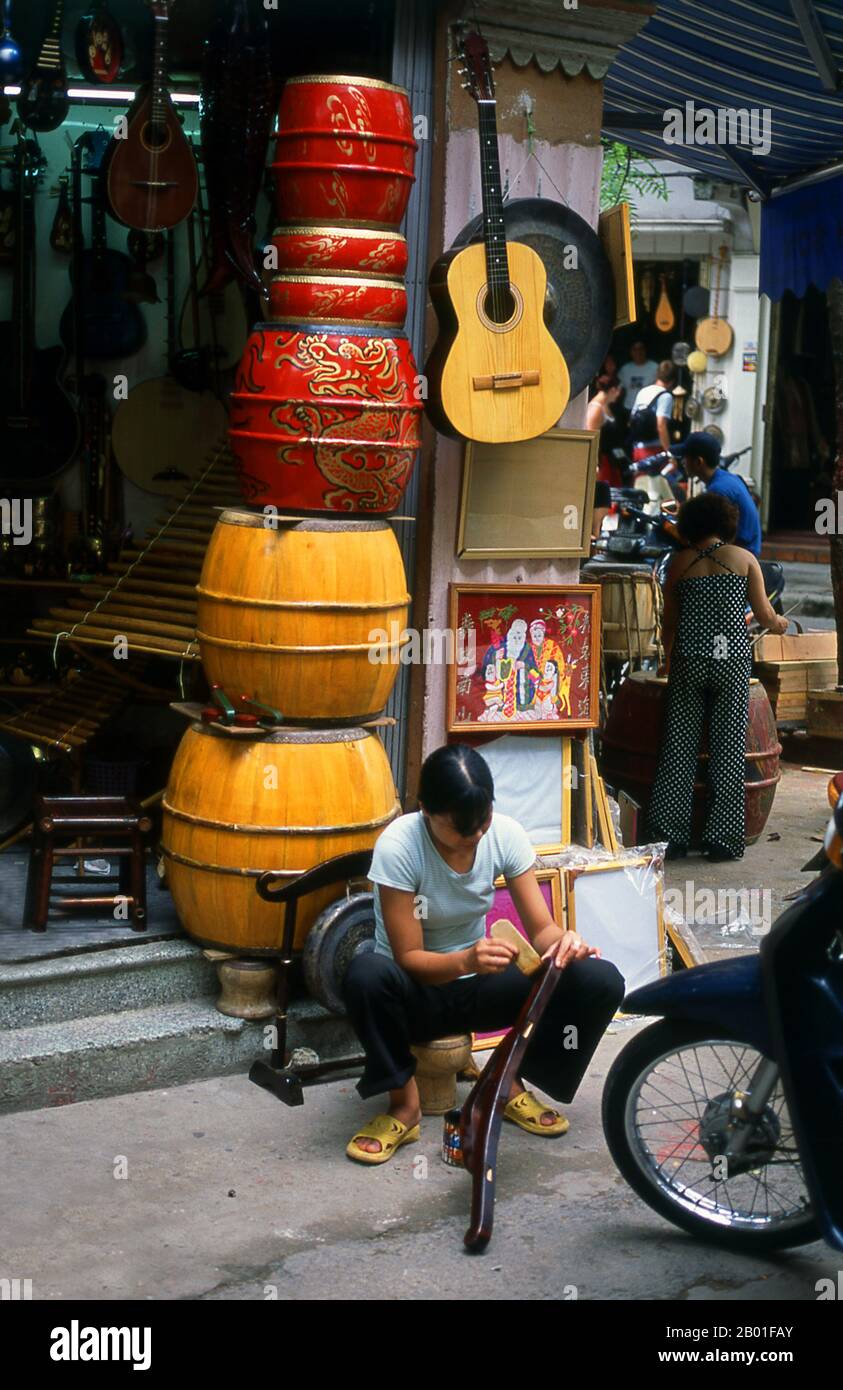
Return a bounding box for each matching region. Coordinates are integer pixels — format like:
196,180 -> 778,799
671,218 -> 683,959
141,121 -> 172,154
483,287 -> 516,324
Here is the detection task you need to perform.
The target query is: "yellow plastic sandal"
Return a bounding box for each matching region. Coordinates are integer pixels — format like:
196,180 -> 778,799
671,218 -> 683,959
503,1090 -> 569,1137
346,1113 -> 421,1165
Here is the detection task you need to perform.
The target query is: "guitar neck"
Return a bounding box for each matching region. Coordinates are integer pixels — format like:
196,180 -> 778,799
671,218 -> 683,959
36,0 -> 65,70
476,100 -> 511,308
151,10 -> 171,125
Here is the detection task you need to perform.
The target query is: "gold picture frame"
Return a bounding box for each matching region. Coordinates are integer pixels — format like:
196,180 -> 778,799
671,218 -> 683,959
598,202 -> 636,329
456,428 -> 598,561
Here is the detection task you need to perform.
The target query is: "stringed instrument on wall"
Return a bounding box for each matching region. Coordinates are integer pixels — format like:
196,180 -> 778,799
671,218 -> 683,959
16,0 -> 70,133
695,245 -> 734,358
425,31 -> 570,444
75,3 -> 124,84
103,0 -> 198,232
654,273 -> 675,333
59,131 -> 147,361
0,127 -> 78,487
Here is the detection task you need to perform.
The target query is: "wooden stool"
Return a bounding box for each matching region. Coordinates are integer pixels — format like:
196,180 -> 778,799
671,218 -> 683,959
23,796 -> 152,933
411,1034 -> 473,1115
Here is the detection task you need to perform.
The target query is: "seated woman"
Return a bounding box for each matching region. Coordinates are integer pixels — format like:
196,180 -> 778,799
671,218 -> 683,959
342,745 -> 624,1164
647,492 -> 789,862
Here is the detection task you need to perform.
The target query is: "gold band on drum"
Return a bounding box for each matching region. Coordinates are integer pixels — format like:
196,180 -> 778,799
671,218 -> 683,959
284,73 -> 411,94
195,632 -> 409,656
161,799 -> 401,836
195,587 -> 411,611
271,273 -> 405,288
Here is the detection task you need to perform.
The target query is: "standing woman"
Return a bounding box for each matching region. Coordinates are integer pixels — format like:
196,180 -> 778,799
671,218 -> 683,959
586,375 -> 623,486
647,493 -> 788,862
342,745 -> 624,1164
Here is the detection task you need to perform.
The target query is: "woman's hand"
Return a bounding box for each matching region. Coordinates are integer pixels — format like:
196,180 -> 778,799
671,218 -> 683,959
465,937 -> 519,975
773,614 -> 789,635
542,931 -> 600,968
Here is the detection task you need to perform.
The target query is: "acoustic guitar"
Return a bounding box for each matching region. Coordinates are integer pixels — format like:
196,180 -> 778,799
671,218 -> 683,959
103,0 -> 198,232
16,0 -> 70,133
425,32 -> 570,444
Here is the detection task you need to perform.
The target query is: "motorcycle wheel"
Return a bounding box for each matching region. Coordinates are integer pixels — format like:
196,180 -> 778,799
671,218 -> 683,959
602,1020 -> 820,1251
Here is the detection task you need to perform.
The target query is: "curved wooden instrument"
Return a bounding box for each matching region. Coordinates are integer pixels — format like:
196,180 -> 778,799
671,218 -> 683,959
460,957 -> 564,1252
425,33 -> 569,444
103,0 -> 198,232
654,272 -> 675,333
16,0 -> 69,133
695,246 -> 734,358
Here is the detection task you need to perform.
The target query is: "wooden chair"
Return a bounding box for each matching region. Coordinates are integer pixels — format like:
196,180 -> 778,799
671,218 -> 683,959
23,795 -> 152,933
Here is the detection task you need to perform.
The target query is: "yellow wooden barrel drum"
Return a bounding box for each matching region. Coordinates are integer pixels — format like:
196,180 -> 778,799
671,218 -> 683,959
161,723 -> 400,952
196,510 -> 409,722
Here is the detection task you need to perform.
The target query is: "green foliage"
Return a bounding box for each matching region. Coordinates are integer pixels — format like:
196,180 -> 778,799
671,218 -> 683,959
600,140 -> 668,217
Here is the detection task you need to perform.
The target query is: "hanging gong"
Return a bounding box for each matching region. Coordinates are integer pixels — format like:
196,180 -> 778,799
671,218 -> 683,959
451,197 -> 614,399
683,284 -> 710,318
703,424 -> 725,444
685,394 -> 702,420
702,384 -> 727,414
672,340 -> 691,366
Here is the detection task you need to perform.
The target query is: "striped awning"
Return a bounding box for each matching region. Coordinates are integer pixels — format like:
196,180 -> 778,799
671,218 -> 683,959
603,0 -> 843,197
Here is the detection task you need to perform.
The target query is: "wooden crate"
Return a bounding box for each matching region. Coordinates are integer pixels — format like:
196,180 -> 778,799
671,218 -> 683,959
806,689 -> 843,741
754,630 -> 837,663
755,658 -> 838,722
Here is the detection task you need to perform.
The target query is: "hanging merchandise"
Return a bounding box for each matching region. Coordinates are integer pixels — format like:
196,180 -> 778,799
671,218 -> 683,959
16,0 -> 69,132
702,383 -> 727,414
0,2 -> 22,81
199,0 -> 274,295
75,4 -> 125,84
450,197 -> 614,401
103,0 -> 198,231
671,340 -> 691,366
639,267 -> 655,315
683,283 -> 710,319
425,32 -> 570,443
695,246 -> 734,358
654,272 -> 675,332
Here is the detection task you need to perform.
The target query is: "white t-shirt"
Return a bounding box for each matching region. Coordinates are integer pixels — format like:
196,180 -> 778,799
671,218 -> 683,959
619,359 -> 658,396
369,810 -> 536,962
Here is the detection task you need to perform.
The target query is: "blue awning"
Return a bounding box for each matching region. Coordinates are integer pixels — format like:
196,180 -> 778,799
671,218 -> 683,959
604,0 -> 843,197
759,171 -> 843,297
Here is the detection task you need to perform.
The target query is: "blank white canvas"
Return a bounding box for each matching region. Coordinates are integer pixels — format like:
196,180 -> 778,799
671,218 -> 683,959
572,862 -> 663,991
474,735 -> 563,846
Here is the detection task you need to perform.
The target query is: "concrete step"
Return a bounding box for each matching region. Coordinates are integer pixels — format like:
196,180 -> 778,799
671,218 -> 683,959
0,996 -> 360,1115
0,939 -> 219,1029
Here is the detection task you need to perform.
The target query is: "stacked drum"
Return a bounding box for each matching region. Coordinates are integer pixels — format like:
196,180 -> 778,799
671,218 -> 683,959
230,74 -> 421,514
162,75 -> 418,960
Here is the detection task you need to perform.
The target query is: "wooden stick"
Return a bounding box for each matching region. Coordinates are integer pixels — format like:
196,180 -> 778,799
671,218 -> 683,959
44,608 -> 197,641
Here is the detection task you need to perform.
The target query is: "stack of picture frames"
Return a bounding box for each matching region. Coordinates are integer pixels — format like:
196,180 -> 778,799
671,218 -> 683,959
446,582 -> 686,1050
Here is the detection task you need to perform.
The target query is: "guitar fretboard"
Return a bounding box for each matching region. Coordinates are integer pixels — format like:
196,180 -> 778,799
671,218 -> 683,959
36,0 -> 65,70
151,13 -> 170,126
477,100 -> 511,316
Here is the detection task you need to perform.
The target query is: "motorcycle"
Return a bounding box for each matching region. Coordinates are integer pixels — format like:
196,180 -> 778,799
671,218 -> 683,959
602,776 -> 843,1253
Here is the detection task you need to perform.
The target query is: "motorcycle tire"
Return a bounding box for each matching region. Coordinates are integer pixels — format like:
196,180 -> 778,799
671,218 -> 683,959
602,1019 -> 820,1252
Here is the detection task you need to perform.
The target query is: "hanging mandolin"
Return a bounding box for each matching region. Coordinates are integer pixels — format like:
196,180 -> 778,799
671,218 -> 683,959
425,31 -> 570,444
103,0 -> 198,232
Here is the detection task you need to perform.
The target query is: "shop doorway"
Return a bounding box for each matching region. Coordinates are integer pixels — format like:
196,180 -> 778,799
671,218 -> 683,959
768,287 -> 836,534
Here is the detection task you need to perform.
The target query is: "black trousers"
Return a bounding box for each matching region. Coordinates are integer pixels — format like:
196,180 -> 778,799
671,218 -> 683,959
342,950 -> 625,1103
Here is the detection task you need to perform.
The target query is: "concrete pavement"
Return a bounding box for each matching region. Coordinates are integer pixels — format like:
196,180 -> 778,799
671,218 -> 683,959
0,1021 -> 837,1302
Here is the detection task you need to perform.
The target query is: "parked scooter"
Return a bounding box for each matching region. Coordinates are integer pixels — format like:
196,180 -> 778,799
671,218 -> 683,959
602,776 -> 843,1252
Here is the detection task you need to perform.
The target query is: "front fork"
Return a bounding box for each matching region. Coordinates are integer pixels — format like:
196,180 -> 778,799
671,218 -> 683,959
723,1057 -> 780,1163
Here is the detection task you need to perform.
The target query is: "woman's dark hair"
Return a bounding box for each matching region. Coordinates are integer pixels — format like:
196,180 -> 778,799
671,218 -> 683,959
677,492 -> 739,544
418,744 -> 493,836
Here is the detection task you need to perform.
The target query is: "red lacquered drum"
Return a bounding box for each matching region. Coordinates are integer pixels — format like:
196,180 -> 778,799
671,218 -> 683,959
270,225 -> 408,278
273,74 -> 416,225
229,324 -> 422,514
269,273 -> 407,327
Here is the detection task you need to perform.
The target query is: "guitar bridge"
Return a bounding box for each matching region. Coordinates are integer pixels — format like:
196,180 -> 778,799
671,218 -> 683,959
472,371 -> 540,391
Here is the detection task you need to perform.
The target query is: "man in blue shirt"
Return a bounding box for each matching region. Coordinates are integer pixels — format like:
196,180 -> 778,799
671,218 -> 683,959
672,432 -> 762,556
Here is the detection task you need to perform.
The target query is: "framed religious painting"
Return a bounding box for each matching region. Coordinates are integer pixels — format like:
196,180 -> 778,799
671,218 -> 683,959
447,584 -> 601,734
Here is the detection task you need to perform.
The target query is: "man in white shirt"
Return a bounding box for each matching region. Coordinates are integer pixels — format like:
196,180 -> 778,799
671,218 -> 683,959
618,340 -> 658,399
629,361 -> 677,461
